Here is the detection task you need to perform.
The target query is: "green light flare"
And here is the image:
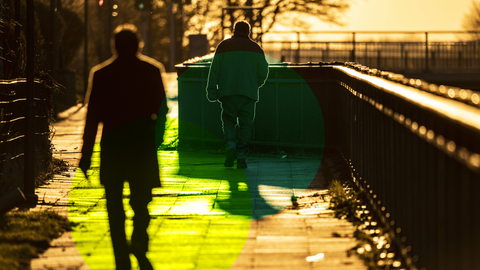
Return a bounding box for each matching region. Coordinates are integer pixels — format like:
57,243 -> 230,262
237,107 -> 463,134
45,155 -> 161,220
69,118 -> 251,269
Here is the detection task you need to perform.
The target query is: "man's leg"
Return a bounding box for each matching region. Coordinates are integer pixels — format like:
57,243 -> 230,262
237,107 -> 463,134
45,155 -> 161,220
129,183 -> 153,270
104,182 -> 131,270
220,96 -> 239,167
237,97 -> 256,168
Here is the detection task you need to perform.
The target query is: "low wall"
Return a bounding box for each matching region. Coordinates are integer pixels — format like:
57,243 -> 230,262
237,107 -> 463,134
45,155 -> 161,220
175,61 -> 331,149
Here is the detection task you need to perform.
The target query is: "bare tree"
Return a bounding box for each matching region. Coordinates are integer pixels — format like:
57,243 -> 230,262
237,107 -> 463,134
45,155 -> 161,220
184,0 -> 350,47
463,0 -> 480,40
258,0 -> 349,38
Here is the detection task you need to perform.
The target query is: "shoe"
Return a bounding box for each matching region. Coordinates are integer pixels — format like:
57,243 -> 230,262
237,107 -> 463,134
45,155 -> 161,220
237,159 -> 247,169
131,249 -> 153,270
135,254 -> 153,270
224,149 -> 236,167
130,240 -> 153,270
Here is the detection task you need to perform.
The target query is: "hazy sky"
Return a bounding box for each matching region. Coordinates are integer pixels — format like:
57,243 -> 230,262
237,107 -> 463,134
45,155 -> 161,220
267,0 -> 475,41
338,0 -> 473,31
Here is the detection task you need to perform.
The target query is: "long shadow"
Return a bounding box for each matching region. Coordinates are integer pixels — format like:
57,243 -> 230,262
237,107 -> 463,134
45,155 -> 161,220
173,149 -> 283,218
70,115 -> 321,270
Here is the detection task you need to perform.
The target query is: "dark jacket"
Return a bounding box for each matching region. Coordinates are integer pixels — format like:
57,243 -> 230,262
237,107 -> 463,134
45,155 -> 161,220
81,54 -> 167,188
206,35 -> 269,101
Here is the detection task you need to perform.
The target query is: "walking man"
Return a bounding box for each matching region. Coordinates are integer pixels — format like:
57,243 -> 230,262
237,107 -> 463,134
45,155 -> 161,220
80,24 -> 168,270
206,20 -> 269,169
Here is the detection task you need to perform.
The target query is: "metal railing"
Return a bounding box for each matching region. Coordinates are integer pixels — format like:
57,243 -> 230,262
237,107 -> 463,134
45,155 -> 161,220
262,31 -> 480,72
327,64 -> 480,270
263,41 -> 480,72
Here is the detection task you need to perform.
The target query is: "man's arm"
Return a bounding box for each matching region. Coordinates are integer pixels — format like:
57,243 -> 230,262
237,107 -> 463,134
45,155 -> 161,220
206,53 -> 221,102
154,67 -> 169,148
79,73 -> 100,175
257,52 -> 269,89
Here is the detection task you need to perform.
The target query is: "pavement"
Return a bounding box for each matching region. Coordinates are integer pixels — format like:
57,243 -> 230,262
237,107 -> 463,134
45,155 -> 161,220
28,73 -> 366,270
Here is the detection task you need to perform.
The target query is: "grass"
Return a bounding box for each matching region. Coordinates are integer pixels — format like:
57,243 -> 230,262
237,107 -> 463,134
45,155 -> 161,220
321,151 -> 362,225
0,138 -> 69,199
290,195 -> 300,209
0,146 -> 70,269
323,150 -> 402,270
0,211 -> 70,270
37,157 -> 70,185
326,175 -> 391,269
328,179 -> 363,225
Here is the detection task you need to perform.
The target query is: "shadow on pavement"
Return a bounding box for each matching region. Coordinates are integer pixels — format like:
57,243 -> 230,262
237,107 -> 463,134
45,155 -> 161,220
69,148 -> 321,269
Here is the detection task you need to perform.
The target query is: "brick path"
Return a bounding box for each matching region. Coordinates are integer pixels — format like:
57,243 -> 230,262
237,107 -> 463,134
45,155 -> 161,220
29,73 -> 366,270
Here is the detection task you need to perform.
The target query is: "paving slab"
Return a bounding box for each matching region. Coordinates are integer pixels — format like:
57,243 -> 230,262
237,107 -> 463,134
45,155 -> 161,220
28,73 -> 366,270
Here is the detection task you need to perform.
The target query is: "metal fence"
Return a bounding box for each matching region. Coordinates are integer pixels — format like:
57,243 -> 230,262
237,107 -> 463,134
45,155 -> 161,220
328,65 -> 480,270
263,41 -> 480,73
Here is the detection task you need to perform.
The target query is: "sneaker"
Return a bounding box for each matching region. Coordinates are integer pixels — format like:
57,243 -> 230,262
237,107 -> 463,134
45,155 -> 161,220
130,245 -> 153,270
133,253 -> 153,270
224,148 -> 236,167
237,158 -> 247,169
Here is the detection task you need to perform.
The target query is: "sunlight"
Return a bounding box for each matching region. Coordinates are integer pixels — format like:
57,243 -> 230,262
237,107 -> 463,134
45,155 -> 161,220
335,66 -> 480,130
258,184 -> 294,210
69,148 -> 251,270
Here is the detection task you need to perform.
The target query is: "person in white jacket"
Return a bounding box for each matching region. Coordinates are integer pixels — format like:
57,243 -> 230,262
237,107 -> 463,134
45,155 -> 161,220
206,20 -> 269,169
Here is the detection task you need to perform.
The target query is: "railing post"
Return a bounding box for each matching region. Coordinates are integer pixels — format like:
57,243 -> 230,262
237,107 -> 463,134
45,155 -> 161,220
377,50 -> 381,68
24,0 -> 38,206
425,32 -> 429,73
472,41 -> 476,69
364,42 -> 368,66
401,43 -> 405,72
352,32 -> 356,62
296,32 -> 300,63
458,50 -> 463,69
326,42 -> 329,62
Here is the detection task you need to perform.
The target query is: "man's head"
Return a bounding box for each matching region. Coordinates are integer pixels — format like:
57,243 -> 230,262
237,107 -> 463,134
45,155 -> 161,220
233,20 -> 251,36
112,24 -> 144,57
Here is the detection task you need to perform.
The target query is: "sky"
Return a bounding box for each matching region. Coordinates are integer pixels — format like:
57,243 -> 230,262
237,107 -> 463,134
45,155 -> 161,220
336,0 -> 472,31
266,0 -> 476,41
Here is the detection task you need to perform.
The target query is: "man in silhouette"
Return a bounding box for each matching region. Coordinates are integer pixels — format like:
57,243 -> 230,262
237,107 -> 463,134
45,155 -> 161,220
206,20 -> 269,169
80,24 -> 167,270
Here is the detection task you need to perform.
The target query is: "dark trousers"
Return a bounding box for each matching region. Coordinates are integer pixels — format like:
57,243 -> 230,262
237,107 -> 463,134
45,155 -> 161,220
104,180 -> 152,270
220,95 -> 256,159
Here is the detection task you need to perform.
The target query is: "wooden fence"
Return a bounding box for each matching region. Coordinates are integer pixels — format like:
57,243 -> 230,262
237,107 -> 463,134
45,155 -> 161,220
0,79 -> 53,197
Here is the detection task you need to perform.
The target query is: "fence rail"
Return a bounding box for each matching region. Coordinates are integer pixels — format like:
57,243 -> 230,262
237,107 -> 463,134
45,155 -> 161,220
0,79 -> 53,197
327,65 -> 480,270
263,41 -> 480,73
